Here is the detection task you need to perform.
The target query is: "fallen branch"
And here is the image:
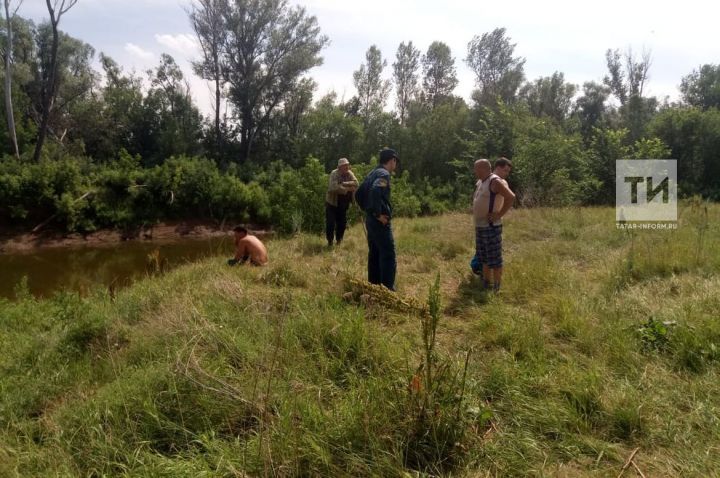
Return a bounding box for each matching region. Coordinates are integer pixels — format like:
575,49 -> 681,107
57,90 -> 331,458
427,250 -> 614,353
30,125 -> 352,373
631,460 -> 646,478
32,190 -> 93,233
617,447 -> 640,478
347,277 -> 427,317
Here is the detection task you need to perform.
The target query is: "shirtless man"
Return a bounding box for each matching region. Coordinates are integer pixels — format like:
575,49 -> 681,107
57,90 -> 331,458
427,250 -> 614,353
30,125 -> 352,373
227,225 -> 268,266
472,158 -> 515,292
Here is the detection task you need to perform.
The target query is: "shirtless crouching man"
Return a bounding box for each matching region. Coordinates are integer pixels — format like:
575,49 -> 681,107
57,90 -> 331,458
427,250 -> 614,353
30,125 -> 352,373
227,225 -> 268,266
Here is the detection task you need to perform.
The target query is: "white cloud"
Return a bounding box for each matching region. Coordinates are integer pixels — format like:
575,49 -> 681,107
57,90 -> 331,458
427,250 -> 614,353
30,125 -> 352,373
155,33 -> 200,55
124,43 -> 154,61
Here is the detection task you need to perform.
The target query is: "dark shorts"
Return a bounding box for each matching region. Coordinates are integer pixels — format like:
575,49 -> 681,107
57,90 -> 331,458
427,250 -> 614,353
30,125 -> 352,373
242,254 -> 264,266
475,225 -> 503,269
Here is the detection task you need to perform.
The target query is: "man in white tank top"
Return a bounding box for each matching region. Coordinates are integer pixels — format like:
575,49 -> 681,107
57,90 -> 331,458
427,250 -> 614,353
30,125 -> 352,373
472,158 -> 515,292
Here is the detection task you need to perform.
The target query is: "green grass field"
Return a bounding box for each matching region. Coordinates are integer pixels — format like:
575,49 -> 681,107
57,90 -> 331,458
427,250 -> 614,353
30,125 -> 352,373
1,203 -> 719,477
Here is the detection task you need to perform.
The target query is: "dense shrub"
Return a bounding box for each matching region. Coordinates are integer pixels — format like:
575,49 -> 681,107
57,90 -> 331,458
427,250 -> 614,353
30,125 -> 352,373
0,153 -> 271,232
265,157 -> 328,234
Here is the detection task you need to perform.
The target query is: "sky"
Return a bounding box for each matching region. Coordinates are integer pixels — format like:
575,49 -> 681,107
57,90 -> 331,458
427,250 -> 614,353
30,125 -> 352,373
18,0 -> 720,116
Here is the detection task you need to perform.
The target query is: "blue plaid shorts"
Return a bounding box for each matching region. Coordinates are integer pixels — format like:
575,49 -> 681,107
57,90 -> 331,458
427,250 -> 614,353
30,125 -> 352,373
475,225 -> 503,269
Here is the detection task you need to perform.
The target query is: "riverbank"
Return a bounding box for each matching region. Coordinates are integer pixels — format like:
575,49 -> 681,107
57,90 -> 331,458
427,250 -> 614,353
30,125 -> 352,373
1,207 -> 719,476
0,220 -> 271,254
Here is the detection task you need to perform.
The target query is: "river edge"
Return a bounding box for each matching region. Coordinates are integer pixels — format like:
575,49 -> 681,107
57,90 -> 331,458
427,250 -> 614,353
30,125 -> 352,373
0,221 -> 272,254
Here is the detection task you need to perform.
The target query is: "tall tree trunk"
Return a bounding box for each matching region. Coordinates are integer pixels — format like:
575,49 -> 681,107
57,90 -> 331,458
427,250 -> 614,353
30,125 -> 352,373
238,107 -> 253,163
32,22 -> 58,162
214,60 -> 221,153
33,0 -> 75,162
239,127 -> 250,163
3,0 -> 20,158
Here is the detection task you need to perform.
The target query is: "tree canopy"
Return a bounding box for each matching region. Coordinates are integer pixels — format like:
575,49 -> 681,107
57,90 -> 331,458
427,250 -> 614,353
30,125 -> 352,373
2,9 -> 720,234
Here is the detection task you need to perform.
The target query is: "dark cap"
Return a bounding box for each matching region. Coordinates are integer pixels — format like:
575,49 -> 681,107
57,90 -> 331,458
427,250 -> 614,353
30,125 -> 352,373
379,148 -> 399,164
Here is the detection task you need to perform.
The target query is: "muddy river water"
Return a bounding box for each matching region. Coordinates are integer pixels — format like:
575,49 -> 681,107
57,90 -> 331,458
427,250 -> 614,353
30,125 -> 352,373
0,237 -> 235,299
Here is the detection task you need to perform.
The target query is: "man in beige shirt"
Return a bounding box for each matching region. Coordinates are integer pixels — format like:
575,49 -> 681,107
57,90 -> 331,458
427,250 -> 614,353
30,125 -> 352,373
472,158 -> 515,292
228,225 -> 268,266
325,157 -> 359,247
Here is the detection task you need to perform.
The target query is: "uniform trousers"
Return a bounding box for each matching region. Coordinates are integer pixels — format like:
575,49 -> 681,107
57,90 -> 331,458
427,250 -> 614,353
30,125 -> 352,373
366,216 -> 396,290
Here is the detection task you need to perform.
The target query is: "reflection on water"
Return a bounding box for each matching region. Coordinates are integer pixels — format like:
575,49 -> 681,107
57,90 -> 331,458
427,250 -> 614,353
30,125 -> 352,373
0,236 -> 235,299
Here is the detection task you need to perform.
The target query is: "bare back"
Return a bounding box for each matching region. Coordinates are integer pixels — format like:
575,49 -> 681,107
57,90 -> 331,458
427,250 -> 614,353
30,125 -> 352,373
235,234 -> 268,265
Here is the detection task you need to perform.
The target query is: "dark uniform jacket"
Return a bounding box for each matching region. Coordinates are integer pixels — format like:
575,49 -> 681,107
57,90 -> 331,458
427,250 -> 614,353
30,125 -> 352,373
364,166 -> 393,220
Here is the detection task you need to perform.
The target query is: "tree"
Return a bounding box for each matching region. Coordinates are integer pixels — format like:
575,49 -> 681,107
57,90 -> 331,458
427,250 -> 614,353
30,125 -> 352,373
574,81 -> 612,141
604,48 -> 651,106
141,53 -> 203,164
33,0 -> 77,161
603,47 -> 656,141
466,27 -> 525,107
283,77 -> 315,138
421,41 -> 458,110
392,41 -> 420,126
189,0 -> 226,153
1,15 -> 35,153
680,64 -> 720,110
353,45 -> 391,126
260,76 -> 315,165
2,0 -> 23,158
513,120 -> 599,207
405,98 -> 469,181
650,107 -> 720,197
219,0 -> 328,163
587,128 -> 630,204
296,92 -> 364,170
519,72 -> 576,124
23,22 -> 96,155
74,53 -> 143,160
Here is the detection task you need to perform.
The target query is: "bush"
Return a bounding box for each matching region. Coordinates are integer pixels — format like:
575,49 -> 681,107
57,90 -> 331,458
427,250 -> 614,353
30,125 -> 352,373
0,153 -> 272,232
265,157 -> 328,234
0,155 -> 93,229
1,151 -> 466,235
513,123 -> 600,206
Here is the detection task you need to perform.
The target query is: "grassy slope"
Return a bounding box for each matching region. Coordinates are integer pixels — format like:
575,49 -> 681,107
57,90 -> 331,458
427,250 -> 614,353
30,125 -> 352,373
1,204 -> 719,477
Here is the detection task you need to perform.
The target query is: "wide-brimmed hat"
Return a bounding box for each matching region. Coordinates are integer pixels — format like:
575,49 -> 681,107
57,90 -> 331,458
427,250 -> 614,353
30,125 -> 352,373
338,157 -> 350,166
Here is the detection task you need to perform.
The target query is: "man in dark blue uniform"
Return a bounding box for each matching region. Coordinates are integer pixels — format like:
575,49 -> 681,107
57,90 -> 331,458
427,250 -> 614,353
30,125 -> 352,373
364,148 -> 399,290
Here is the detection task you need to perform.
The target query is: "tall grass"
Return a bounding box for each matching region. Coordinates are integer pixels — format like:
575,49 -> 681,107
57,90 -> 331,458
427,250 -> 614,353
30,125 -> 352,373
1,204 -> 719,476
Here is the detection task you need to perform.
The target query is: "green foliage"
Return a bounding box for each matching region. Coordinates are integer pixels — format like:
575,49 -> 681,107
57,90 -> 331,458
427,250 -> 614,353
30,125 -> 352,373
0,155 -> 92,228
512,120 -> 600,206
404,274 -> 477,472
2,11 -> 720,240
353,45 -> 391,124
217,0 -> 329,162
519,71 -> 577,124
421,41 -> 459,109
680,64 -> 720,110
391,171 -> 422,217
266,157 -> 327,234
466,27 -> 526,106
650,106 -> 720,199
296,93 -> 365,169
629,136 -> 671,159
393,41 -> 421,125
670,324 -> 720,373
0,154 -> 271,232
404,99 -> 470,182
636,317 -> 671,352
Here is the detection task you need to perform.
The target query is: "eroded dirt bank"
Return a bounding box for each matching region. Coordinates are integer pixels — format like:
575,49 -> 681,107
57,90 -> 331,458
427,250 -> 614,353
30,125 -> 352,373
0,221 -> 270,253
